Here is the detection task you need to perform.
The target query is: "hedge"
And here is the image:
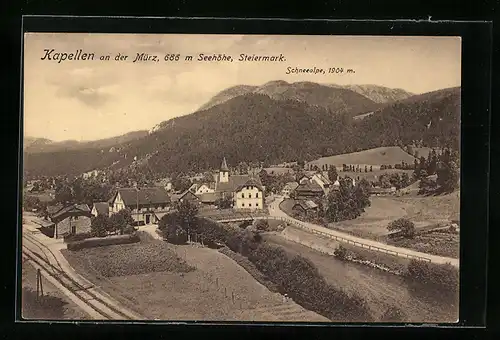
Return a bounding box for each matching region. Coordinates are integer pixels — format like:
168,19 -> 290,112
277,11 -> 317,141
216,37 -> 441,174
63,232 -> 92,243
67,233 -> 140,251
404,259 -> 459,295
163,216 -> 374,321
218,246 -> 280,293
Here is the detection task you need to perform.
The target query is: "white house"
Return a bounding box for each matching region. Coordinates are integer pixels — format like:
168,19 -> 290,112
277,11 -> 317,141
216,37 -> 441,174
282,182 -> 299,198
195,183 -> 216,196
109,187 -> 171,225
234,178 -> 264,210
215,157 -> 264,210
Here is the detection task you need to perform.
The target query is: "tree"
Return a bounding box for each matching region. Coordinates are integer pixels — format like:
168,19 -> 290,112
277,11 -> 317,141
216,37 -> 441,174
387,218 -> 416,239
91,215 -> 109,237
400,172 -> 411,188
325,178 -> 370,222
436,149 -> 459,193
327,166 -> 338,182
215,196 -> 233,209
109,209 -> 135,235
54,183 -> 73,204
175,199 -> 199,238
255,219 -> 270,231
23,196 -> 42,212
406,145 -> 413,157
172,176 -> 192,193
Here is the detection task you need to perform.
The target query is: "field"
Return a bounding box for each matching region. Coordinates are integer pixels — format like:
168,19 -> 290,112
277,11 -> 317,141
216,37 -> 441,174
388,231 -> 459,258
21,260 -> 90,320
280,187 -> 460,258
61,232 -> 327,321
307,146 -> 416,169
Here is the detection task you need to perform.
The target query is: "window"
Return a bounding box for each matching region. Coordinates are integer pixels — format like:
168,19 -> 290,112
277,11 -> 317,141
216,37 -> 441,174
242,193 -> 245,198
242,203 -> 245,207
256,192 -> 259,198
249,193 -> 252,198
256,203 -> 259,207
249,203 -> 252,207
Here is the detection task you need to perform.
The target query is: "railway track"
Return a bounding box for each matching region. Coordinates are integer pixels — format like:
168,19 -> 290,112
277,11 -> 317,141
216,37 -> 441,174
22,233 -> 137,320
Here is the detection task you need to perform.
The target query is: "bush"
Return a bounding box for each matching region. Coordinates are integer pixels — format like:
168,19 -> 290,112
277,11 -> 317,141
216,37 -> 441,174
333,245 -> 349,260
90,215 -> 109,237
63,232 -> 92,243
388,218 -> 416,239
67,233 -> 140,251
219,246 -> 280,293
405,260 -> 459,295
245,241 -> 373,322
123,225 -> 136,235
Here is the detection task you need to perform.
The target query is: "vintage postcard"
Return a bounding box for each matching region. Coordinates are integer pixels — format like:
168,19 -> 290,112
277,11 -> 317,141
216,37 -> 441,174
21,33 -> 461,323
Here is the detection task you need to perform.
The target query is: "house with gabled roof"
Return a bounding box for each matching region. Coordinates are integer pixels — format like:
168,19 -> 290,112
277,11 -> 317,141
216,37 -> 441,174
215,157 -> 264,210
171,189 -> 200,205
40,203 -> 92,238
294,182 -> 325,199
109,187 -> 171,225
292,200 -> 319,219
282,182 -> 299,198
91,202 -> 109,217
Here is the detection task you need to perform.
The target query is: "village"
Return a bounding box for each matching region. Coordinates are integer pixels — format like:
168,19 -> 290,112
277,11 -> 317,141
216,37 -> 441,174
24,153 -> 412,240
22,145 -> 460,323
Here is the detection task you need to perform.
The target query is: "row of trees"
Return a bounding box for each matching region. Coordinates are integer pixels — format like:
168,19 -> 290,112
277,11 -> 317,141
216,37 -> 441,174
342,164 -> 374,173
54,177 -> 115,207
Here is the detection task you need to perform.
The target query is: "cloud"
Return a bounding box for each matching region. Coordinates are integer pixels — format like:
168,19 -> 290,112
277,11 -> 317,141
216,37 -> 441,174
46,66 -> 121,108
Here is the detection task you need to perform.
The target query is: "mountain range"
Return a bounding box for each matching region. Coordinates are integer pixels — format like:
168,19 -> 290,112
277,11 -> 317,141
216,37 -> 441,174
24,130 -> 149,154
199,81 -> 414,112
23,81 -> 460,178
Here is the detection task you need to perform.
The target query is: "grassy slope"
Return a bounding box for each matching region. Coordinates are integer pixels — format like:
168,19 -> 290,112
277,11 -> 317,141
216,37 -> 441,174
61,232 -> 325,321
307,146 -> 416,168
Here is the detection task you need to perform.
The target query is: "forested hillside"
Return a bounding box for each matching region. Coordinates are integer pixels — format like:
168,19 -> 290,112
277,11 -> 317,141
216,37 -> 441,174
23,86 -> 460,178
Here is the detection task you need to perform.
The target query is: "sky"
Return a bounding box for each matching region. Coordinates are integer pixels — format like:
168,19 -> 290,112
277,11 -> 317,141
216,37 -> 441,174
23,33 -> 461,142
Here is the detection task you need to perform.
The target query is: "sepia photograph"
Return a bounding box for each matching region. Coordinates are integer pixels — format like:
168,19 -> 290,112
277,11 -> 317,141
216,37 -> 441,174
20,33 -> 461,323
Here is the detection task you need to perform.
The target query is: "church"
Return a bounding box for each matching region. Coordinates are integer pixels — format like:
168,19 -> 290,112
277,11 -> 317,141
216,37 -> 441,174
215,157 -> 265,210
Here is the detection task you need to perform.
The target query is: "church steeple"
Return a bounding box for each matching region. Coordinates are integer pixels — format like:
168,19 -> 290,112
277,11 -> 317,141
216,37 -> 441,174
219,157 -> 230,183
221,157 -> 229,172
